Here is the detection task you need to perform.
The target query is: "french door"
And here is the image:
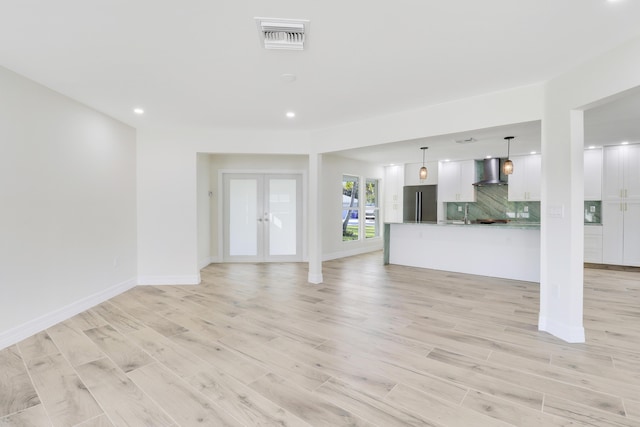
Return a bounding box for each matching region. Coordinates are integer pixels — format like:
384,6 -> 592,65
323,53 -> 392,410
223,173 -> 302,262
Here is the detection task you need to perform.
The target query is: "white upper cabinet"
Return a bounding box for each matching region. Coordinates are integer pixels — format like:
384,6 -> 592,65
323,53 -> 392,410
438,160 -> 476,202
603,144 -> 640,201
507,154 -> 541,201
584,148 -> 602,201
603,146 -> 625,200
625,145 -> 640,201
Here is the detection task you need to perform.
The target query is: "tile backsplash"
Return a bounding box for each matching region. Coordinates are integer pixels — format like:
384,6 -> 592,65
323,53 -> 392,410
446,185 -> 540,223
584,201 -> 601,224
446,186 -> 602,224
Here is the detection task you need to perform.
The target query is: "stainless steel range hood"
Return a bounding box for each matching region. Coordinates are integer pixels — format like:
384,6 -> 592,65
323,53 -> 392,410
473,158 -> 508,186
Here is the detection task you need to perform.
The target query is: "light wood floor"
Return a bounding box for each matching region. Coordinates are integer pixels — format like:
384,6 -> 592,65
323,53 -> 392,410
2,252 -> 640,426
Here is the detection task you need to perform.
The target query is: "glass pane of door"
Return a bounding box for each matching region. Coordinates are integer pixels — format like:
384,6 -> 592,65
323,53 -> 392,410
268,178 -> 297,256
223,173 -> 301,262
228,178 -> 259,256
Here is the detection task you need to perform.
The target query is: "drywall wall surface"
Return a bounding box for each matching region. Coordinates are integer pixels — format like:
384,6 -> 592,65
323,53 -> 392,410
197,153 -> 211,269
321,154 -> 385,260
311,83 -> 544,153
0,66 -> 137,346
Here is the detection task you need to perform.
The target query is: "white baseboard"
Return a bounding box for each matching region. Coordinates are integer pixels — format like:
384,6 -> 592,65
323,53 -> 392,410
0,277 -> 136,351
199,256 -> 220,269
538,315 -> 585,343
137,274 -> 201,286
322,243 -> 383,262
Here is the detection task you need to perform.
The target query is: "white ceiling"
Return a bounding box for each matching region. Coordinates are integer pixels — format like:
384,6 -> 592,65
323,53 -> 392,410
331,120 -> 543,165
333,85 -> 640,164
2,0 -> 640,135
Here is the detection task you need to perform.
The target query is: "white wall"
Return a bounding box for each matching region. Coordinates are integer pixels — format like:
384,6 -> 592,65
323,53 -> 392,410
196,153 -> 211,269
321,154 -> 385,260
311,84 -> 544,152
0,66 -> 137,348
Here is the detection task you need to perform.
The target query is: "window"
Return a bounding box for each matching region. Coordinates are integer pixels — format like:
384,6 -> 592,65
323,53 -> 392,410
342,175 -> 380,241
365,178 -> 379,238
342,175 -> 360,241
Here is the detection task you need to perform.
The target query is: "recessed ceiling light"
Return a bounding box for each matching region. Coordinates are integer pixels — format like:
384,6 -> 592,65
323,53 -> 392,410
588,145 -> 596,149
444,159 -> 451,162
622,141 -> 629,145
133,108 -> 144,115
281,73 -> 297,83
530,151 -> 537,155
286,111 -> 296,118
485,155 -> 492,159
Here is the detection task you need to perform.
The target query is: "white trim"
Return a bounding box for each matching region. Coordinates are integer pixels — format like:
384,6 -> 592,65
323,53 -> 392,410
137,275 -> 201,285
322,242 -> 383,261
0,277 -> 136,350
538,315 -> 585,343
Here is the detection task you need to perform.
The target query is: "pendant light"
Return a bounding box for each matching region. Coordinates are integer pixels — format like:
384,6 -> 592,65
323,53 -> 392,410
503,136 -> 514,175
419,146 -> 428,180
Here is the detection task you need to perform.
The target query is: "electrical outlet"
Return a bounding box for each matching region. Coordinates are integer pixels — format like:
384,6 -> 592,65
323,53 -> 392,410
458,206 -> 462,212
590,205 -> 596,213
524,205 -> 529,213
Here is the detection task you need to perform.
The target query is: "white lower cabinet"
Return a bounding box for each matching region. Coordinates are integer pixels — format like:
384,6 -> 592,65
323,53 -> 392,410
602,200 -> 640,266
584,226 -> 603,264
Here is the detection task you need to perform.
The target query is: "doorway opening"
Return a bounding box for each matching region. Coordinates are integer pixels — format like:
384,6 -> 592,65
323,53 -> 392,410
222,173 -> 303,262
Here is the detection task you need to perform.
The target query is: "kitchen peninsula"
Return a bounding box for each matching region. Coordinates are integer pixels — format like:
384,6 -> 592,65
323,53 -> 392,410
384,222 -> 540,282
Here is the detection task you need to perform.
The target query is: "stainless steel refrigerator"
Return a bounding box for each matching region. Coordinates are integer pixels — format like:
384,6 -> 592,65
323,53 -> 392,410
402,185 -> 438,222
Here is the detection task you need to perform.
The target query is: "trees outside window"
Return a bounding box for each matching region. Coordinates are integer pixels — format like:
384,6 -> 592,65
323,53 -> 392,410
365,178 -> 379,238
342,175 -> 380,241
342,175 -> 359,241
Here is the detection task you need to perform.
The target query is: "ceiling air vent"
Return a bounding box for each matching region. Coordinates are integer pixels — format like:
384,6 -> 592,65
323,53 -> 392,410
255,17 -> 310,51
454,137 -> 477,144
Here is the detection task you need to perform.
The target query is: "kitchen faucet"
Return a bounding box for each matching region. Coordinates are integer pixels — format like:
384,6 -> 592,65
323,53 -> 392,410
464,203 -> 470,224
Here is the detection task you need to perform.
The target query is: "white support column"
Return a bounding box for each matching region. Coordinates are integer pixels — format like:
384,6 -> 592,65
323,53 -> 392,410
307,152 -> 323,284
539,106 -> 585,343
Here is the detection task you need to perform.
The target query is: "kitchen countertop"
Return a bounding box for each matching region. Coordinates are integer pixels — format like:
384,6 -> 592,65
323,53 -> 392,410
391,221 -> 599,229
390,221 -> 540,229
